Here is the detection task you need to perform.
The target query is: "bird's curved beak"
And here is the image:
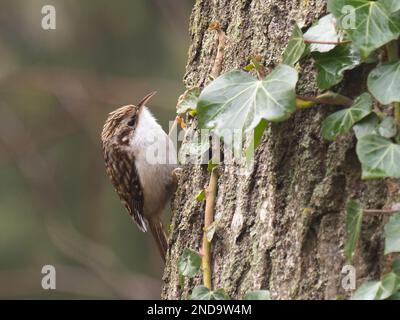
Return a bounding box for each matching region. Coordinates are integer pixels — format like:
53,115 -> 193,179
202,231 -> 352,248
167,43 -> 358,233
137,91 -> 157,110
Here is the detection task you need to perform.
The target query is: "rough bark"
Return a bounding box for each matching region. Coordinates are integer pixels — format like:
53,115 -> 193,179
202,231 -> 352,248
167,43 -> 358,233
162,0 -> 399,300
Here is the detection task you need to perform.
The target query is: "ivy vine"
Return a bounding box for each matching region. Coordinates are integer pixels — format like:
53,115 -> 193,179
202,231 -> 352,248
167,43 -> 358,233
176,0 -> 400,300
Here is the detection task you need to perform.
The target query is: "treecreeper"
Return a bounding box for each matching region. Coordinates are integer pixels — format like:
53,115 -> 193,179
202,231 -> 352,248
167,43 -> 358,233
101,91 -> 178,262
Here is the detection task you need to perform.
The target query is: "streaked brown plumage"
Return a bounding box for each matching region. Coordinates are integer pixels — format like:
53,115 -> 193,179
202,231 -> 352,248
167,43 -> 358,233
101,92 -> 177,261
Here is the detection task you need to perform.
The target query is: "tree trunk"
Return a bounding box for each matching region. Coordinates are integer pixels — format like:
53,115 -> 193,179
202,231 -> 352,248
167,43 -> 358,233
162,0 -> 398,300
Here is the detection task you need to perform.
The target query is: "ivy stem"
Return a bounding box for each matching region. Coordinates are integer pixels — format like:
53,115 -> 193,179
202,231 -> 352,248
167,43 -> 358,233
395,104 -> 400,126
386,40 -> 400,126
364,209 -> 399,214
303,39 -> 352,45
296,94 -> 353,108
202,167 -> 218,290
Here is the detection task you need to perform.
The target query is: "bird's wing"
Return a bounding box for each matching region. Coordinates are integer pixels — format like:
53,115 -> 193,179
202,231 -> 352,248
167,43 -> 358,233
103,147 -> 147,232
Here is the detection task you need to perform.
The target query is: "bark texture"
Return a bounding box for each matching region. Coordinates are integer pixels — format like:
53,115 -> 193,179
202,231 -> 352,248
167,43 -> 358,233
162,0 -> 399,300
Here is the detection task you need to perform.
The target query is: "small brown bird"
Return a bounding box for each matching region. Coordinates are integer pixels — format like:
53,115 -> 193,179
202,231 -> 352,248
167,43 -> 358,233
101,92 -> 177,262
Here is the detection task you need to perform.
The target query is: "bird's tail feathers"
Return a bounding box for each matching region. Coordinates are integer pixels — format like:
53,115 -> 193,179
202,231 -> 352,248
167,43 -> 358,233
148,217 -> 168,263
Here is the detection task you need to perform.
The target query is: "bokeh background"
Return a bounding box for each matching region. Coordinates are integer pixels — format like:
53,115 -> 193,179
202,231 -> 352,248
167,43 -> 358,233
0,0 -> 193,299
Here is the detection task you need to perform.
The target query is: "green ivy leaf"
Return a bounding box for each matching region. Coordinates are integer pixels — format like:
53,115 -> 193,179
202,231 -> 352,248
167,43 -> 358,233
207,160 -> 218,172
244,290 -> 271,300
379,116 -> 398,138
379,272 -> 400,299
244,63 -> 255,71
384,213 -> 400,254
351,275 -> 399,300
304,14 -> 339,53
381,0 -> 400,13
387,292 -> 400,300
190,285 -> 230,300
356,134 -> 400,179
344,200 -> 364,263
353,113 -> 380,139
321,93 -> 372,141
392,258 -> 400,276
212,288 -> 231,300
352,281 -> 381,300
177,87 -> 201,114
245,119 -> 268,164
196,190 -> 206,201
178,249 -> 201,278
176,87 -> 200,114
313,45 -> 361,89
197,66 -> 298,146
331,0 -> 400,59
353,272 -> 400,300
283,24 -> 306,66
190,285 -> 211,300
368,60 -> 400,105
327,0 -> 346,17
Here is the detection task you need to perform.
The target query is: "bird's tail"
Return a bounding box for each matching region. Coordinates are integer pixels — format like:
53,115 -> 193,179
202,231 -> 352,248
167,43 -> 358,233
148,217 -> 168,263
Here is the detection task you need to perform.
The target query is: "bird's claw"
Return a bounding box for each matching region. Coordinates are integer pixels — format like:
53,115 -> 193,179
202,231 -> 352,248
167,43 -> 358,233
172,167 -> 183,184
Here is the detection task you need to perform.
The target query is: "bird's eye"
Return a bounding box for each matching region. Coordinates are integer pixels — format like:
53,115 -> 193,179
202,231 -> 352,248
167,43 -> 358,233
127,119 -> 135,127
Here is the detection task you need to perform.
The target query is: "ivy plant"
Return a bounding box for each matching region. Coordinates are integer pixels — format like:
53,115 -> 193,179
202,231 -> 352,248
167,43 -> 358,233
351,214 -> 400,300
190,1 -> 400,180
175,0 -> 400,300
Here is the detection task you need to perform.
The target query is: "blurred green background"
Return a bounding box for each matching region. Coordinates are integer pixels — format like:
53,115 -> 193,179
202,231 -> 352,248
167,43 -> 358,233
0,0 -> 193,299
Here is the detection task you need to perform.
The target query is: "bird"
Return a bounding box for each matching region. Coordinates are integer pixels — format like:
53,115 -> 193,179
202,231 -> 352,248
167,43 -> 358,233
101,91 -> 178,262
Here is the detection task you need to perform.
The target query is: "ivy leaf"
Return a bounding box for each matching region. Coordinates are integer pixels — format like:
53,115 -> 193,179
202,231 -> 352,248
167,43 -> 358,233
379,116 -> 398,139
190,286 -> 230,300
352,281 -> 381,300
327,0 -> 346,17
283,24 -> 306,66
196,190 -> 206,202
197,66 -> 298,146
379,272 -> 400,299
245,119 -> 268,164
352,275 -> 399,300
212,288 -> 230,300
304,14 -> 339,53
367,60 -> 400,105
321,93 -> 372,141
353,113 -> 380,139
344,200 -> 364,263
381,0 -> 400,13
178,249 -> 201,278
244,290 -> 271,300
356,134 -> 400,179
384,213 -> 400,254
207,159 -> 218,172
313,45 -> 361,89
177,87 -> 201,114
190,285 -> 211,300
387,292 -> 400,300
330,0 -> 400,59
392,258 -> 400,276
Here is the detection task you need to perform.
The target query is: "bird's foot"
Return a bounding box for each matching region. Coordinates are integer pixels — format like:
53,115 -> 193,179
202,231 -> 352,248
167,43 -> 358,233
171,167 -> 183,184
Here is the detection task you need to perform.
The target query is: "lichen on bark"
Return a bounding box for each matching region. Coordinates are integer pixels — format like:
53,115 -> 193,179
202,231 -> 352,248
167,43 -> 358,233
162,0 -> 399,300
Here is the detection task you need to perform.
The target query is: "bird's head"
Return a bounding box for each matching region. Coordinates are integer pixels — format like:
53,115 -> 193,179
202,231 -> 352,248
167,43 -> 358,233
101,91 -> 157,146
